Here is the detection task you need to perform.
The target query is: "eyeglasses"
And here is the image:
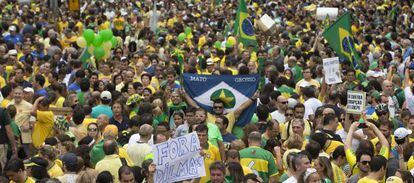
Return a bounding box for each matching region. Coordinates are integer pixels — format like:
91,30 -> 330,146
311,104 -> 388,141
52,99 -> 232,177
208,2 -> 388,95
361,161 -> 370,165
88,128 -> 97,132
213,106 -> 223,109
286,113 -> 294,117
340,118 -> 345,121
377,111 -> 388,116
280,101 -> 288,104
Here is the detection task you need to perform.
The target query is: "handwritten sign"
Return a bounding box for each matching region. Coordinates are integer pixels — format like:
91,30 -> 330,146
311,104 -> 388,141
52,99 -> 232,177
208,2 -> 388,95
347,91 -> 366,114
152,132 -> 205,183
323,57 -> 342,84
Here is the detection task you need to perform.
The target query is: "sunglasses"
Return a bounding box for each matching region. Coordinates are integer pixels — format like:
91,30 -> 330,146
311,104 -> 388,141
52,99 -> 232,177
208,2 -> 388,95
213,106 -> 223,109
280,101 -> 288,104
286,113 -> 294,117
88,128 -> 97,132
361,161 -> 370,165
377,111 -> 388,116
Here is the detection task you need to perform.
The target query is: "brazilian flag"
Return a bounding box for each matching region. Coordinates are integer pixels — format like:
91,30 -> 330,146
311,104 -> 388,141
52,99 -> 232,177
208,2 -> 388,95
233,0 -> 258,49
171,48 -> 184,74
322,12 -> 362,70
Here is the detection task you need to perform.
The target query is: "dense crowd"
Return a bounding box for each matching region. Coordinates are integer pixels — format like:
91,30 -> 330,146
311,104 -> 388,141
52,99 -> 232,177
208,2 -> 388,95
0,0 -> 414,183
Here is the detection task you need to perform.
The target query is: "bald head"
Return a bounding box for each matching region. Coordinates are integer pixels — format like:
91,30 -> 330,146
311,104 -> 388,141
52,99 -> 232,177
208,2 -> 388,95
139,124 -> 153,139
322,108 -> 335,116
103,140 -> 118,155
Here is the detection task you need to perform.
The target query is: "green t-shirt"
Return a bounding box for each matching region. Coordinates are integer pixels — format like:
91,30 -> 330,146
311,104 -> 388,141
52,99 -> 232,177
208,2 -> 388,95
10,120 -> 20,137
291,65 -> 303,83
239,146 -> 278,183
206,122 -> 223,147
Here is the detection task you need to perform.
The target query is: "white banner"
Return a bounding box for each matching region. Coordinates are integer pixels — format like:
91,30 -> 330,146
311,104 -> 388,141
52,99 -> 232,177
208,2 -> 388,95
346,91 -> 366,114
316,7 -> 338,21
323,57 -> 342,84
153,132 -> 205,183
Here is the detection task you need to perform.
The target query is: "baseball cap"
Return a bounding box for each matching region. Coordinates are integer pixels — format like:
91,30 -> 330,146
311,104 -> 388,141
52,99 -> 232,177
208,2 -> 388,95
7,49 -> 17,56
206,58 -> 214,65
23,87 -> 34,93
103,124 -> 119,137
100,91 -> 112,101
386,176 -> 403,183
394,127 -> 412,140
8,25 -> 16,31
61,153 -> 78,167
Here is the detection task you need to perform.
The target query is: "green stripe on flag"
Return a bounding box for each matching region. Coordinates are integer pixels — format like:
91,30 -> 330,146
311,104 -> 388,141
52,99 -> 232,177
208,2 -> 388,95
233,0 -> 258,49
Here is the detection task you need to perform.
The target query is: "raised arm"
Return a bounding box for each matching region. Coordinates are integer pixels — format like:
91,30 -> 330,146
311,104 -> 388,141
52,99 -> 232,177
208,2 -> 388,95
31,96 -> 45,117
366,121 -> 389,150
181,88 -> 199,109
234,91 -> 259,120
404,61 -> 411,87
345,122 -> 358,151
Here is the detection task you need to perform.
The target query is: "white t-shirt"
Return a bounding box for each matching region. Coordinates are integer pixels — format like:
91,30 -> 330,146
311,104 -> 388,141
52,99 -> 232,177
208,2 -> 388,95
303,98 -> 322,120
283,176 -> 298,183
405,86 -> 414,114
271,110 -> 286,124
128,133 -> 154,147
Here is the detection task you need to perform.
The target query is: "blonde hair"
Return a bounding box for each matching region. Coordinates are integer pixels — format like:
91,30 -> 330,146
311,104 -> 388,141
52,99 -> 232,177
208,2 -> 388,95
284,133 -> 303,150
76,169 -> 98,183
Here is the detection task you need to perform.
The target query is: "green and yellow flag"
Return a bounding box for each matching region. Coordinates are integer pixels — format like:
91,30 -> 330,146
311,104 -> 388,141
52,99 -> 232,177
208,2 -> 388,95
233,0 -> 258,49
322,12 -> 362,70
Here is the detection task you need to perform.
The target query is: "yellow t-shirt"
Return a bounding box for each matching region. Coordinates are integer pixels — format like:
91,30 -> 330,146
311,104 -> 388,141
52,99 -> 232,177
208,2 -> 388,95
99,21 -> 111,31
61,36 -> 77,48
242,165 -> 253,175
58,21 -> 68,33
207,112 -> 236,133
32,110 -> 54,148
0,76 -> 5,88
10,177 -> 36,183
408,156 -> 414,170
113,17 -> 125,30
332,163 -> 347,183
200,142 -> 221,183
55,97 -> 65,108
357,176 -> 380,183
99,73 -> 112,83
48,163 -> 64,178
82,117 -> 97,128
1,99 -> 10,108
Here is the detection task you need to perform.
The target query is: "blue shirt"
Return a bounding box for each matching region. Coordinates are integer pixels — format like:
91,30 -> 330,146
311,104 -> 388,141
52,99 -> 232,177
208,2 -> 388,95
92,105 -> 113,118
109,115 -> 130,132
68,82 -> 81,92
222,133 -> 237,143
4,34 -> 23,45
35,88 -> 48,97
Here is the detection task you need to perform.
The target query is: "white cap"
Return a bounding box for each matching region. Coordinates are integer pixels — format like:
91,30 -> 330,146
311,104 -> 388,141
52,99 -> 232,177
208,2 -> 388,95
100,91 -> 112,101
7,49 -> 17,56
287,98 -> 297,108
8,25 -> 16,31
394,127 -> 412,140
366,70 -> 384,78
206,58 -> 214,65
23,87 -> 34,93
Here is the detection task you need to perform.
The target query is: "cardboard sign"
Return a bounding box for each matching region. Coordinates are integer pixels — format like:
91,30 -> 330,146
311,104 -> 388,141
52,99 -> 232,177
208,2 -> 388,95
323,57 -> 342,84
153,132 -> 205,183
347,91 -> 366,114
316,7 -> 338,21
257,14 -> 275,32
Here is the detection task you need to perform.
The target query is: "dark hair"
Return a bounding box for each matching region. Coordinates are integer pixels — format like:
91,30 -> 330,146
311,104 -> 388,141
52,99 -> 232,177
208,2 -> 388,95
29,157 -> 50,180
80,78 -> 90,92
75,69 -> 86,79
75,145 -> 92,168
226,149 -> 240,160
332,146 -> 345,160
243,173 -> 261,183
227,162 -> 244,182
35,74 -> 46,87
72,106 -> 86,125
209,161 -> 226,174
217,115 -> 229,128
103,140 -> 118,155
302,86 -> 315,98
118,165 -> 135,182
369,155 -> 387,172
4,158 -> 24,172
195,124 -> 208,133
310,132 -> 327,149
305,140 -> 321,160
323,113 -> 337,126
256,105 -> 269,121
96,171 -> 113,183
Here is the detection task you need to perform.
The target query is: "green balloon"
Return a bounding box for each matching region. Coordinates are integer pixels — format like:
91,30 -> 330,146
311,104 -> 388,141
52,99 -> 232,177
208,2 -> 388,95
214,41 -> 221,49
93,35 -> 103,47
225,42 -> 232,48
94,46 -> 105,60
185,27 -> 192,35
83,29 -> 95,44
111,37 -> 118,48
178,33 -> 186,42
100,29 -> 113,42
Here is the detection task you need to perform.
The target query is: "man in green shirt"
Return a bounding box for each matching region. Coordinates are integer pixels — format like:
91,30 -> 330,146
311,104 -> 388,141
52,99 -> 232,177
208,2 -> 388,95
239,131 -> 278,183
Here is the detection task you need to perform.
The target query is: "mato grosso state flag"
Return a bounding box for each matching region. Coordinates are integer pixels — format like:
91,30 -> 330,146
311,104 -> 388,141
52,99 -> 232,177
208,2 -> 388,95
183,74 -> 259,127
233,0 -> 258,49
322,12 -> 362,70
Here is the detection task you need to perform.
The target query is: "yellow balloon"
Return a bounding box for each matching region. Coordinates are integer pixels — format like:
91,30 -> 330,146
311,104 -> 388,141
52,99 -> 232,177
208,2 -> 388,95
116,37 -> 123,46
76,37 -> 87,48
103,42 -> 112,51
103,50 -> 111,60
88,46 -> 95,54
227,36 -> 236,45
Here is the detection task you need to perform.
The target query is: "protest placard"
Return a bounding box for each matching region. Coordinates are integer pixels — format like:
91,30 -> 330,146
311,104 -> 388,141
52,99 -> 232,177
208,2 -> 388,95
323,57 -> 342,84
347,91 -> 366,114
152,132 -> 205,183
316,7 -> 338,20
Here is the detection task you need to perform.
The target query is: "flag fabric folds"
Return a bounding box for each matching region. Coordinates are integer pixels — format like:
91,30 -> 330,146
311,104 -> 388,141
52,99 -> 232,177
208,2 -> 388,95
233,0 -> 258,48
183,74 -> 259,126
322,12 -> 362,70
